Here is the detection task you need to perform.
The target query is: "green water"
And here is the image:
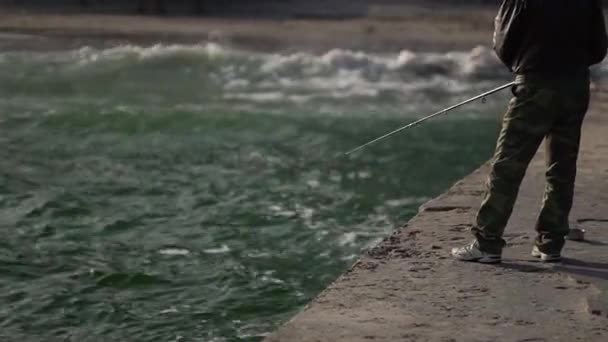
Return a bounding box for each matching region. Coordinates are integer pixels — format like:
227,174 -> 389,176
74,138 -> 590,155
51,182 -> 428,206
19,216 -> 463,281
0,45 -> 505,341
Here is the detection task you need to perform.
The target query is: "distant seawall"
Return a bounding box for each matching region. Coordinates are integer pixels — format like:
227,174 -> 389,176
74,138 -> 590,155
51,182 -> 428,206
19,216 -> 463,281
4,0 -> 501,18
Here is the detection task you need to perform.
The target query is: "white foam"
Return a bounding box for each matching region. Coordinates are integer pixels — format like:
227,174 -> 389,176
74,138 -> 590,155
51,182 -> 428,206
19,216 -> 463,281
159,248 -> 191,256
296,205 -> 315,220
203,245 -> 231,254
260,275 -> 285,284
306,179 -> 321,188
385,197 -> 429,207
160,307 -> 179,314
269,205 -> 297,217
341,254 -> 359,261
224,79 -> 251,90
223,92 -> 284,102
357,171 -> 372,179
71,42 -> 230,66
338,232 -> 358,246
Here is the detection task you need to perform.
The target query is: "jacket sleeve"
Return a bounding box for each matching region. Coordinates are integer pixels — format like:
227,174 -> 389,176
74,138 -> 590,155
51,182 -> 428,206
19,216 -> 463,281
493,0 -> 527,71
589,0 -> 608,66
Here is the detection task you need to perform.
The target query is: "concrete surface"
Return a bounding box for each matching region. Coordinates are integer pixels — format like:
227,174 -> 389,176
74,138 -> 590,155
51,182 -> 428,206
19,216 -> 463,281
265,87 -> 608,341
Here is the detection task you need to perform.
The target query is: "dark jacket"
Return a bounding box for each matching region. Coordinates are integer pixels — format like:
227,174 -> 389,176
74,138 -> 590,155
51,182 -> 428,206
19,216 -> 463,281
494,0 -> 608,74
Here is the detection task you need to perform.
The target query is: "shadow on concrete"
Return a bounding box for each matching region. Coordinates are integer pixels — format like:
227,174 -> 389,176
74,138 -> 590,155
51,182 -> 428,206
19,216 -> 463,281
495,261 -> 550,273
575,239 -> 608,246
557,258 -> 608,281
496,258 -> 608,282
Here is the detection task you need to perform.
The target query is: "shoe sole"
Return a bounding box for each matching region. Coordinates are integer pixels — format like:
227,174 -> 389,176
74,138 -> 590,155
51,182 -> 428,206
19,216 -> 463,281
531,250 -> 561,262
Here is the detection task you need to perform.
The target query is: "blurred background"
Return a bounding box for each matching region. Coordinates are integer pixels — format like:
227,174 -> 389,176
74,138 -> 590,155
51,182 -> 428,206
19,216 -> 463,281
4,1 -> 499,17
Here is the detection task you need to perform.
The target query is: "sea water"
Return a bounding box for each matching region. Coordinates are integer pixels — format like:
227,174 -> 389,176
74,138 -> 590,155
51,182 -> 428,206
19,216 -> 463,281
0,43 -> 515,341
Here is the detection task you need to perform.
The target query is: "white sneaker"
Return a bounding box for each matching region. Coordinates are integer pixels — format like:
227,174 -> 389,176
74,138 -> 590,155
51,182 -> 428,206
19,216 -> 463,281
451,241 -> 501,264
531,245 -> 561,262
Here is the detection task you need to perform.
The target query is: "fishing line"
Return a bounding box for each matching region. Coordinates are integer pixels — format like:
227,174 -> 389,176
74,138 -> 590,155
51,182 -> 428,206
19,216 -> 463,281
343,82 -> 516,156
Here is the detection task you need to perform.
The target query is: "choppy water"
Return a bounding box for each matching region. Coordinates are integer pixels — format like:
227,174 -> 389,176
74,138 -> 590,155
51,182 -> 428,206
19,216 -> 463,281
0,43 -> 513,341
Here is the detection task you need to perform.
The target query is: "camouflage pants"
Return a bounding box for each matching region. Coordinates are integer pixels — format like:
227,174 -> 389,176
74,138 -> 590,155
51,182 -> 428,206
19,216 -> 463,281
472,72 -> 590,254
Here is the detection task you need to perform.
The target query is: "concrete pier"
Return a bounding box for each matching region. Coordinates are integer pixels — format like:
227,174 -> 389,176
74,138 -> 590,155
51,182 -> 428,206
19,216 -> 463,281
266,88 -> 608,341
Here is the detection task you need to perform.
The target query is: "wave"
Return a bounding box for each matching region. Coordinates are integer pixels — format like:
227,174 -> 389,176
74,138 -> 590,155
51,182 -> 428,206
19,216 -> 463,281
7,43 -> 603,115
0,44 -> 507,104
1,43 -> 504,75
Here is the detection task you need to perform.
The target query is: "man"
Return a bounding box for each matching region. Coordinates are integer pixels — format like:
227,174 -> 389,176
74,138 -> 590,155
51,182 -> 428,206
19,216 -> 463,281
452,0 -> 608,263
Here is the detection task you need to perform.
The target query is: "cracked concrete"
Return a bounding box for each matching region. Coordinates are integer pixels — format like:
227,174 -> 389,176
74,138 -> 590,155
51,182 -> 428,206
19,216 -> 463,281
265,87 -> 608,341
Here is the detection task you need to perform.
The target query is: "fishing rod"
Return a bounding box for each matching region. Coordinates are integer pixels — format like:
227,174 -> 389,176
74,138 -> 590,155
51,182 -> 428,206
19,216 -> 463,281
344,81 -> 516,156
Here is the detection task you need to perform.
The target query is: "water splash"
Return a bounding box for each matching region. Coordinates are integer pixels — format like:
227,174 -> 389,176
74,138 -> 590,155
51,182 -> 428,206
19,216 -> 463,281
0,43 -> 513,116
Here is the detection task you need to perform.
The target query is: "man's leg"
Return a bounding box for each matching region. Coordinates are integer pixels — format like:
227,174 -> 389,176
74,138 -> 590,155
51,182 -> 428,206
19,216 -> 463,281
472,84 -> 553,254
535,83 -> 589,254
